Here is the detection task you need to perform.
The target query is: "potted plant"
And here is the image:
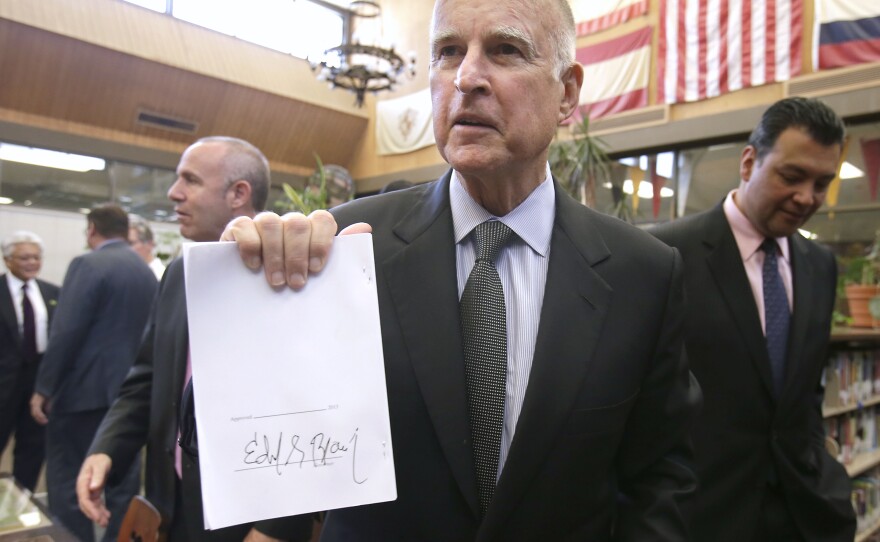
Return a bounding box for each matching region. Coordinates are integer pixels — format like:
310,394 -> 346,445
549,115 -> 628,219
273,154 -> 354,215
841,232 -> 880,328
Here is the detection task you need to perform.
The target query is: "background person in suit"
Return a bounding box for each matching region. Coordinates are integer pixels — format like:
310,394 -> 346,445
31,204 -> 157,542
0,231 -> 59,491
651,97 -> 856,541
221,0 -> 701,539
78,137 -> 304,542
129,214 -> 165,280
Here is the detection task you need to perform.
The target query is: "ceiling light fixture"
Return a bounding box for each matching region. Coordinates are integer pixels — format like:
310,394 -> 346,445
309,1 -> 415,107
0,143 -> 105,172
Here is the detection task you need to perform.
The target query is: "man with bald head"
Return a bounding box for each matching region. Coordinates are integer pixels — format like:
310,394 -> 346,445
78,137 -> 305,541
222,1 -> 700,539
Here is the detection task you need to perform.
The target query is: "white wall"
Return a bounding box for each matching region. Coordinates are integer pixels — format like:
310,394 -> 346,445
0,205 -> 180,285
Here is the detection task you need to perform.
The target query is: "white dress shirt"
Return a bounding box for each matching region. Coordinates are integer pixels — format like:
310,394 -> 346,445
6,273 -> 50,353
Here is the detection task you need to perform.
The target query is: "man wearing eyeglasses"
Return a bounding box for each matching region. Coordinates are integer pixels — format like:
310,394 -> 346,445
0,231 -> 59,491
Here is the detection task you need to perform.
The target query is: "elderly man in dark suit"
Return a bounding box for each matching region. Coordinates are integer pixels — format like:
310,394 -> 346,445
219,0 -> 701,539
32,204 -> 157,542
651,97 -> 856,541
78,137 -> 304,542
0,231 -> 59,491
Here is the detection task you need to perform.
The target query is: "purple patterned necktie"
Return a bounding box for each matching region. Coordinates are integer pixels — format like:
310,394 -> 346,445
21,283 -> 37,363
761,239 -> 790,396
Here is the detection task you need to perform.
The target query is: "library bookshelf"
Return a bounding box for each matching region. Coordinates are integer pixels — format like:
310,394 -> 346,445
823,327 -> 880,541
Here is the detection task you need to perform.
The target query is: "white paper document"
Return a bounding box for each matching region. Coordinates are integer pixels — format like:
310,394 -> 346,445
183,235 -> 396,530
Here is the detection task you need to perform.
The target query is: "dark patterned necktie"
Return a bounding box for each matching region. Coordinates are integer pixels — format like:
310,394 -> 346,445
761,239 -> 790,396
21,283 -> 37,363
461,220 -> 513,515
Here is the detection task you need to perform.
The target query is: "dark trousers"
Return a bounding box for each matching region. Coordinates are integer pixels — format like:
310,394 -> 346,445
46,408 -> 140,542
166,452 -> 252,542
0,359 -> 45,491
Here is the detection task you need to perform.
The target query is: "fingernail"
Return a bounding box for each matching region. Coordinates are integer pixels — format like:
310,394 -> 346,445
290,273 -> 305,288
249,257 -> 260,269
271,272 -> 285,286
309,257 -> 321,270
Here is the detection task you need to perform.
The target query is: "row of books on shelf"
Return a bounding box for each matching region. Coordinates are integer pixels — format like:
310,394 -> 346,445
854,468 -> 880,539
825,406 -> 879,465
823,348 -> 880,409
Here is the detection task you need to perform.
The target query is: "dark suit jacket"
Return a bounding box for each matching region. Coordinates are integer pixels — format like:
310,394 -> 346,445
35,239 -> 157,413
0,274 -> 60,407
90,257 -> 309,541
273,173 -> 700,541
651,204 -> 856,542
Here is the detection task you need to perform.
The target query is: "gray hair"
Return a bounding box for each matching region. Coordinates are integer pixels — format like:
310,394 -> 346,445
128,214 -> 154,244
550,0 -> 577,79
2,230 -> 44,259
194,136 -> 271,211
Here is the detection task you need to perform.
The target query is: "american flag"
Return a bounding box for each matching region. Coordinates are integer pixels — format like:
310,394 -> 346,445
658,0 -> 803,104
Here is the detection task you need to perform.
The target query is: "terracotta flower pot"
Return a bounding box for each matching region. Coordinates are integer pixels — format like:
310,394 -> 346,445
844,284 -> 880,328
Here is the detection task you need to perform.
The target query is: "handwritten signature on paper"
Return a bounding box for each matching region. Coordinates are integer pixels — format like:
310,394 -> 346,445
236,428 -> 367,484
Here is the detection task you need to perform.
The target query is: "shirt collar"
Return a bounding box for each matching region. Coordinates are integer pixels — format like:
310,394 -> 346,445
450,164 -> 555,257
6,273 -> 32,292
723,189 -> 790,263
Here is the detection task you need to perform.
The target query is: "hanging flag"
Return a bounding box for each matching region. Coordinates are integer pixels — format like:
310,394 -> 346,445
658,0 -> 803,104
861,138 -> 880,201
814,0 -> 880,70
572,0 -> 649,36
376,88 -> 434,156
576,26 -> 652,119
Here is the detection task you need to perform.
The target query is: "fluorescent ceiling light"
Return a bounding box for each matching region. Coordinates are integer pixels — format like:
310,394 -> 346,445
0,197 -> 12,205
623,180 -> 674,198
0,143 -> 105,172
839,161 -> 863,180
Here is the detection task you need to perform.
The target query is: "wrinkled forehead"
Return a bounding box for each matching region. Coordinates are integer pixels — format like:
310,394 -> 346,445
431,0 -> 554,42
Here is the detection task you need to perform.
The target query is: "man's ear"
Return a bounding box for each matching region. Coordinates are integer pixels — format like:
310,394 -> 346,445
559,63 -> 584,123
740,145 -> 757,183
227,179 -> 253,209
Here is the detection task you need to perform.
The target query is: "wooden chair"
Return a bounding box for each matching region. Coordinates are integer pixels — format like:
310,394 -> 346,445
117,495 -> 163,542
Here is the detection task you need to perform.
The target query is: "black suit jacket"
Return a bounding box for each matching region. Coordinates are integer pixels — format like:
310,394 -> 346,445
0,274 -> 60,407
90,258 -> 309,541
35,240 -> 157,413
277,173 -> 700,541
651,204 -> 855,541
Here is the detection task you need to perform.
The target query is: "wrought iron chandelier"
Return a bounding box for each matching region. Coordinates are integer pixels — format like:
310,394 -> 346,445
309,1 -> 416,107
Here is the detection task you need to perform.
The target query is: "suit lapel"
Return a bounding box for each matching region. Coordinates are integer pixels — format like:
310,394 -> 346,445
703,207 -> 777,399
38,280 -> 58,324
384,175 -> 480,516
0,274 -> 21,349
483,188 -> 612,534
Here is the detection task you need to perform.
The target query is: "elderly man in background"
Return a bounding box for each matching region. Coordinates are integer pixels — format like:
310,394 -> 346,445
129,214 -> 165,280
0,231 -> 59,491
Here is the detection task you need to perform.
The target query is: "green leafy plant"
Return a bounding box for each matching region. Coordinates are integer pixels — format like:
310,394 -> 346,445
276,154 -> 328,215
549,115 -> 625,219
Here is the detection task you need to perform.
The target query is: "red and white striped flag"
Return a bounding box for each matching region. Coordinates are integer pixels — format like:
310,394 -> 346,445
658,0 -> 803,104
577,27 -> 652,119
572,0 -> 649,37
